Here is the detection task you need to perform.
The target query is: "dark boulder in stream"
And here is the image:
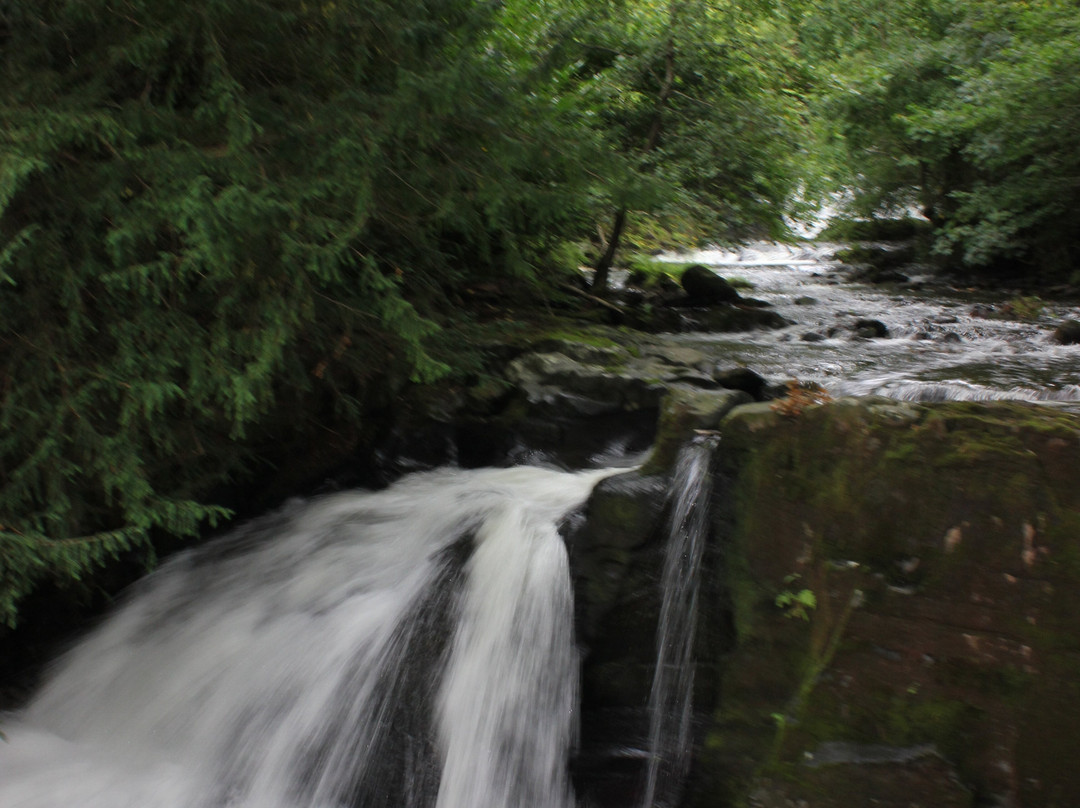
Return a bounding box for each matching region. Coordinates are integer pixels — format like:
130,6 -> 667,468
1051,318 -> 1080,345
853,317 -> 889,338
667,265 -> 790,332
681,264 -> 742,305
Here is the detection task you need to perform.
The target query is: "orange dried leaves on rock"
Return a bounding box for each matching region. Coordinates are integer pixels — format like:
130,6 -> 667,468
770,380 -> 833,418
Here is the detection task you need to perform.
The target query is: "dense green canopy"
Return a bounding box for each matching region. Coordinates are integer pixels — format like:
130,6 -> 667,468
2,0 -> 1077,626
800,0 -> 1080,278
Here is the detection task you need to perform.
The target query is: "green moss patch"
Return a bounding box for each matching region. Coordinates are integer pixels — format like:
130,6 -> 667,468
706,398 -> 1080,806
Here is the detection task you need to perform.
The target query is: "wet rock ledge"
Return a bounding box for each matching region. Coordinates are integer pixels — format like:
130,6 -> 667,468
697,397 -> 1080,808
487,336 -> 1080,808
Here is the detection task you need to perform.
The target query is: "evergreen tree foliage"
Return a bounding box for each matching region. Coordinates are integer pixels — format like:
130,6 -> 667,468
0,0 -> 597,626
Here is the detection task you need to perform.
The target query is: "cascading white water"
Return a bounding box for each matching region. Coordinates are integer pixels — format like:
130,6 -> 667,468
436,481 -> 582,808
655,242 -> 1080,409
0,465 -> 618,808
640,440 -> 714,808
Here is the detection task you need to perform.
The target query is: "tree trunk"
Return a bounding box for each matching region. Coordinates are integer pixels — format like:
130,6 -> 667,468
591,208 -> 627,293
591,38 -> 675,293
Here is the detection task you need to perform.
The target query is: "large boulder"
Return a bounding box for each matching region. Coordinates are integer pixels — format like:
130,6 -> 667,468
853,317 -> 889,338
566,381 -> 751,808
569,469 -> 669,714
505,350 -> 665,416
502,336 -> 743,422
1051,319 -> 1080,345
692,398 -> 1080,808
681,264 -> 742,305
714,367 -> 770,401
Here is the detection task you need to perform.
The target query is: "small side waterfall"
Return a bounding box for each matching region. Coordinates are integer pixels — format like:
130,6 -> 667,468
0,465 -> 617,808
641,439 -> 715,808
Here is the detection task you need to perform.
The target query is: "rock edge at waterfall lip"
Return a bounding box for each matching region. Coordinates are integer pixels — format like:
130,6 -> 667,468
504,333 -> 772,416
802,741 -> 939,768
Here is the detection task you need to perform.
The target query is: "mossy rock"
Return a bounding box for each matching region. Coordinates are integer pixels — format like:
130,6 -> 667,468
703,398 -> 1080,807
1051,319 -> 1080,345
641,387 -> 752,476
720,398 -> 1080,582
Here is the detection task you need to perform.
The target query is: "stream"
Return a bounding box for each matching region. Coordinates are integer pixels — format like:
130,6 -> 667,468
657,242 -> 1080,407
2,241 -> 1078,808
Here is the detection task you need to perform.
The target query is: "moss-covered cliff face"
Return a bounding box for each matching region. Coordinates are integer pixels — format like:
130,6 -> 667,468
701,397 -> 1080,808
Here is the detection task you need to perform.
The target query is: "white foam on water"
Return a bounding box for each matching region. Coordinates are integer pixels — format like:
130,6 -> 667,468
0,465 -> 618,808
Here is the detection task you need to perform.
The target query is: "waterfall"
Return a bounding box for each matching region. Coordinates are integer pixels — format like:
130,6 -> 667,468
640,439 -> 715,808
0,465 -> 617,808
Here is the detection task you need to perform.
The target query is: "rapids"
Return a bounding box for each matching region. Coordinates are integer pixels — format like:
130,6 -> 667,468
657,243 -> 1080,407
